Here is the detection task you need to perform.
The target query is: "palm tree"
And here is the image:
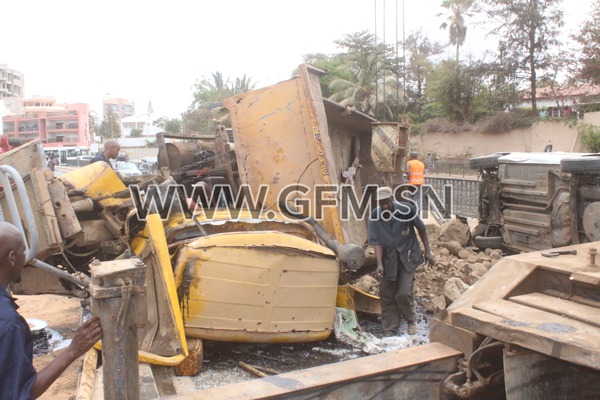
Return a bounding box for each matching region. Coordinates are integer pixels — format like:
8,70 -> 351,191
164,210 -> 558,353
328,54 -> 401,121
232,74 -> 255,95
438,0 -> 474,63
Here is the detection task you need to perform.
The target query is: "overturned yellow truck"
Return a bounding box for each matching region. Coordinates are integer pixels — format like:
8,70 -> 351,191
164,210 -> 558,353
2,64 -> 407,353
154,63 -> 408,342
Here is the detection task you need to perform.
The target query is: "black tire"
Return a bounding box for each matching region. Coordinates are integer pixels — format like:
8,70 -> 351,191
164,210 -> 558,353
469,154 -> 506,170
560,155 -> 600,174
473,235 -> 503,249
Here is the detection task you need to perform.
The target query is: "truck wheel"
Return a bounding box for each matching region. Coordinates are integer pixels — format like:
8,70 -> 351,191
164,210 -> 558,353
560,156 -> 600,173
469,154 -> 504,169
473,235 -> 503,249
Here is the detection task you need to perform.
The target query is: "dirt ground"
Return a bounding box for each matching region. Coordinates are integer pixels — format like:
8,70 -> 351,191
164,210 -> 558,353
16,294 -> 83,400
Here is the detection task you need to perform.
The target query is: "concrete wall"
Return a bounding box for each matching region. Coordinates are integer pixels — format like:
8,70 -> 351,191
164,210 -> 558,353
414,111 -> 600,159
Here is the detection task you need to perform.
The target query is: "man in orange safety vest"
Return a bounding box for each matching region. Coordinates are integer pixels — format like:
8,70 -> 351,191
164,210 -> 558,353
406,151 -> 425,207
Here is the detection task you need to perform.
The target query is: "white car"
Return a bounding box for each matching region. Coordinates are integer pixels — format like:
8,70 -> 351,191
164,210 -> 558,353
114,161 -> 142,178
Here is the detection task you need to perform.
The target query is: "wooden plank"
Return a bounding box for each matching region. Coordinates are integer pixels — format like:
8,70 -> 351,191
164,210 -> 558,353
451,302 -> 600,370
510,292 -> 600,328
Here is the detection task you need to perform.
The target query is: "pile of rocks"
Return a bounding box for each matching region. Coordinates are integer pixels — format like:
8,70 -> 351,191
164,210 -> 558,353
415,218 -> 504,313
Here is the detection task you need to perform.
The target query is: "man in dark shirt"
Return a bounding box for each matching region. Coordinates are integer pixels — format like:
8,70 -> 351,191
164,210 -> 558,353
90,139 -> 121,166
0,222 -> 102,399
368,186 -> 435,336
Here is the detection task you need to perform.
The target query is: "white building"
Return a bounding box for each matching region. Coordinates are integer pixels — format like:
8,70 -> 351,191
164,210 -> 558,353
0,63 -> 25,115
521,84 -> 600,118
119,114 -> 162,147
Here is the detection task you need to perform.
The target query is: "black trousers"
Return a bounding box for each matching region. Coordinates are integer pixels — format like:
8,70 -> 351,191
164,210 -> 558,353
379,259 -> 416,333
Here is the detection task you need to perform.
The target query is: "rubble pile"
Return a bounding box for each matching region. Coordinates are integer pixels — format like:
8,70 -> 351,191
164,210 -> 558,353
416,219 -> 504,312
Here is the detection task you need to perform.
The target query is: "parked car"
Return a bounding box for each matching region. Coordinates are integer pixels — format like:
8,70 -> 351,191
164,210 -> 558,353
78,155 -> 94,164
113,161 -> 142,178
470,151 -> 600,252
139,157 -> 158,174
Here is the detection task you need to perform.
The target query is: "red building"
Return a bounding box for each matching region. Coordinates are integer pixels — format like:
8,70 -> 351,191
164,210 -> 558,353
2,96 -> 93,154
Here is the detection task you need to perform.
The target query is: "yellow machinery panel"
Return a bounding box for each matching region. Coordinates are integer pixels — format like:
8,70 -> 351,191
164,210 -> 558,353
223,66 -> 344,243
173,231 -> 340,343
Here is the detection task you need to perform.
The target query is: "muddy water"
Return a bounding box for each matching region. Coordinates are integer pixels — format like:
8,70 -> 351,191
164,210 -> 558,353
193,305 -> 432,390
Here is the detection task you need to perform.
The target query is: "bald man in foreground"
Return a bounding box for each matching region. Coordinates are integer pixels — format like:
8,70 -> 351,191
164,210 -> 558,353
89,139 -> 121,166
0,222 -> 102,399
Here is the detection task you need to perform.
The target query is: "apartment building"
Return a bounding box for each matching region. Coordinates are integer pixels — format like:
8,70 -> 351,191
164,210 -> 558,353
2,96 -> 92,149
103,97 -> 135,121
0,63 -> 25,115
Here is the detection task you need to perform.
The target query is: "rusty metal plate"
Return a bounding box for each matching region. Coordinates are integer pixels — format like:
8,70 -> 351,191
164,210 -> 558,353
371,123 -> 401,172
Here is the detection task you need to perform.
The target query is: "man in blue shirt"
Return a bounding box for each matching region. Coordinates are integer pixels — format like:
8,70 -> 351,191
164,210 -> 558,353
368,187 -> 435,336
0,222 -> 102,399
90,139 -> 121,166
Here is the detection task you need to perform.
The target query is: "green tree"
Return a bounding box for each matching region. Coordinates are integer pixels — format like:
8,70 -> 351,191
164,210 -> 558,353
154,117 -> 181,134
130,128 -> 143,137
580,123 -> 600,152
190,72 -> 255,110
187,71 -> 255,134
572,0 -> 600,84
438,0 -> 474,63
426,59 -> 491,124
298,53 -> 348,97
98,109 -> 121,139
327,31 -> 403,120
477,0 -> 564,115
402,29 -> 446,120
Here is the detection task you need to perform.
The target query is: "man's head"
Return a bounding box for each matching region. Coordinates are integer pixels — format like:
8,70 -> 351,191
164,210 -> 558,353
376,186 -> 395,212
410,151 -> 418,160
0,222 -> 27,286
48,154 -> 55,159
104,139 -> 121,160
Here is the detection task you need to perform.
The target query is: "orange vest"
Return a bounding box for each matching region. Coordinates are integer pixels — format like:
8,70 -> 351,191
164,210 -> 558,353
407,159 -> 425,185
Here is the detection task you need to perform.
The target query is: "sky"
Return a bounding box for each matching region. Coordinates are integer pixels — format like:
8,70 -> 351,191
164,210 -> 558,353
2,0 -> 595,120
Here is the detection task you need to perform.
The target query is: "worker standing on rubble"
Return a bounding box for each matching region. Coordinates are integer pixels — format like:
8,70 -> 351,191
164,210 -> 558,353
368,187 -> 435,336
90,139 -> 121,166
0,222 -> 102,399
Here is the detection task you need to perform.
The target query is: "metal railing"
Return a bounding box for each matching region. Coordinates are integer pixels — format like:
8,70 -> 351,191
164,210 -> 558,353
427,161 -> 477,177
0,165 -> 39,262
0,165 -> 89,287
425,176 -> 480,218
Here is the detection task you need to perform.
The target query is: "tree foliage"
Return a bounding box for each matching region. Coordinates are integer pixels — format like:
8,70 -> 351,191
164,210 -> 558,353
438,0 -> 474,63
580,123 -> 600,152
572,0 -> 600,84
98,108 -> 121,139
187,72 -> 255,134
130,128 -> 143,137
190,72 -> 255,111
154,117 -> 181,134
426,60 -> 477,123
327,31 -> 404,121
477,0 -> 564,115
403,29 -> 446,120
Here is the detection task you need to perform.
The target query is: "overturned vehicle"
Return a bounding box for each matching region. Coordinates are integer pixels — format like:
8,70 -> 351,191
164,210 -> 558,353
469,151 -> 600,253
2,64 -> 408,358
